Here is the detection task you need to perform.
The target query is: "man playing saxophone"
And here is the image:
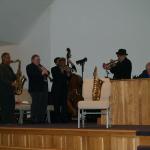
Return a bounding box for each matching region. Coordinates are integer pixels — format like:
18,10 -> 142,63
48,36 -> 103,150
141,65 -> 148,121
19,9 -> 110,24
26,54 -> 49,123
0,52 -> 16,124
103,49 -> 132,79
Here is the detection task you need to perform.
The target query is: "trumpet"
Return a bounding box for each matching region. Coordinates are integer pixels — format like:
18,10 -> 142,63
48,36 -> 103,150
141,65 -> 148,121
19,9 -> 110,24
103,59 -> 119,70
38,64 -> 53,81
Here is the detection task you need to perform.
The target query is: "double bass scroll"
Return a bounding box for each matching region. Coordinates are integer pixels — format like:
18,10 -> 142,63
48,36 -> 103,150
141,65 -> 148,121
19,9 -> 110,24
66,48 -> 77,72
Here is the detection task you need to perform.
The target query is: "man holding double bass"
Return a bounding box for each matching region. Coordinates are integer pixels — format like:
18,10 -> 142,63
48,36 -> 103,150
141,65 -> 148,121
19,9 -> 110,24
51,57 -> 71,123
51,48 -> 83,122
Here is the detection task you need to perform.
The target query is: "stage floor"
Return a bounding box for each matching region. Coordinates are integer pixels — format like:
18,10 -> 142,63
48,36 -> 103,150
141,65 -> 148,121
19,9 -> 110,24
0,123 -> 150,129
0,123 -> 150,135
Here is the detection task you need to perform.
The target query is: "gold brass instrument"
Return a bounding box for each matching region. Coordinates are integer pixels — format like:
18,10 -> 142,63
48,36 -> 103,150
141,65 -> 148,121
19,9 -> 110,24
103,59 -> 119,70
38,64 -> 53,81
11,59 -> 26,95
92,66 -> 103,101
61,65 -> 71,73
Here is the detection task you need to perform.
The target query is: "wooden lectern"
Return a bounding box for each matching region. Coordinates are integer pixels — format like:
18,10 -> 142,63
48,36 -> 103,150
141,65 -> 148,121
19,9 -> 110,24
100,78 -> 150,125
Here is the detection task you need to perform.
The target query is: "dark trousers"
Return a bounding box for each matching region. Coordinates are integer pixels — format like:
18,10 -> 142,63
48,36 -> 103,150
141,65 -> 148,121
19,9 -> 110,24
0,88 -> 15,124
53,91 -> 68,122
30,91 -> 48,123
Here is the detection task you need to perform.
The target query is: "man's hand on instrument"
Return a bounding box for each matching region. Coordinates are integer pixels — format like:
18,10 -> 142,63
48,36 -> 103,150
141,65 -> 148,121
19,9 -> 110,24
11,81 -> 16,87
68,59 -> 73,65
42,69 -> 49,76
103,63 -> 111,70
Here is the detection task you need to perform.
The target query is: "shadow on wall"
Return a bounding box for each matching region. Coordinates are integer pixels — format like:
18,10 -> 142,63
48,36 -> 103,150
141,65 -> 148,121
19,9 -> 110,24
0,0 -> 55,44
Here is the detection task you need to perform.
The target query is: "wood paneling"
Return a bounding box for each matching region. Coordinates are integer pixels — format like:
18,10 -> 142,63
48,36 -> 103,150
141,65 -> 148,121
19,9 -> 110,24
0,147 -> 58,150
0,127 -> 145,150
111,137 -> 139,150
139,136 -> 150,146
101,79 -> 150,125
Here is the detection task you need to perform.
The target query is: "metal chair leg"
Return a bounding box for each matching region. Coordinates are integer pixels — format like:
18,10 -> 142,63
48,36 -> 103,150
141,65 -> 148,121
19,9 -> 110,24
19,110 -> 24,125
106,108 -> 109,128
81,109 -> 86,128
108,107 -> 112,128
47,110 -> 51,124
81,109 -> 84,128
78,109 -> 80,128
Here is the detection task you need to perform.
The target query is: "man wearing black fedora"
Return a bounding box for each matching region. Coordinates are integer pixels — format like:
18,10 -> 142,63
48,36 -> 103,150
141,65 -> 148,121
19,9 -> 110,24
104,49 -> 132,79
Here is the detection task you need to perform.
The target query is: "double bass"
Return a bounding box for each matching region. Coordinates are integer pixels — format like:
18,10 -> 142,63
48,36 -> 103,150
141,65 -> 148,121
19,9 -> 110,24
66,48 -> 84,116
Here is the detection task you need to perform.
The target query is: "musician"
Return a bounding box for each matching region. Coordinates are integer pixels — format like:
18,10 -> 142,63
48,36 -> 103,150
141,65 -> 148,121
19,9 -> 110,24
0,53 -> 16,124
26,55 -> 49,123
51,57 -> 60,77
139,62 -> 150,78
51,57 -> 70,123
103,49 -> 132,79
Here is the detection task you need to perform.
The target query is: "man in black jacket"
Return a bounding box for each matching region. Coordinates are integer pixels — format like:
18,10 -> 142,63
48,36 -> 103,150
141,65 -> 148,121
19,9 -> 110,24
26,55 -> 49,123
103,49 -> 132,79
51,57 -> 70,122
0,53 -> 16,123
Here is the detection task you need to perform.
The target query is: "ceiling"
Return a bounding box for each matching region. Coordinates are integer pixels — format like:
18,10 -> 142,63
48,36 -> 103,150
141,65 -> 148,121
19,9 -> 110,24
0,0 -> 52,45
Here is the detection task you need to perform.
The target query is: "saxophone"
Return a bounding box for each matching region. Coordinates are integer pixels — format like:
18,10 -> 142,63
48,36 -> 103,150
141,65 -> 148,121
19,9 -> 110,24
12,59 -> 26,95
92,66 -> 103,101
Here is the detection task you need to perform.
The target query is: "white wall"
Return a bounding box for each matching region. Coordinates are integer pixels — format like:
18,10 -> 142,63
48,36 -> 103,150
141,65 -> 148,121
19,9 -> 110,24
0,44 -> 16,59
49,0 -> 150,77
0,0 -> 52,43
13,6 -> 51,89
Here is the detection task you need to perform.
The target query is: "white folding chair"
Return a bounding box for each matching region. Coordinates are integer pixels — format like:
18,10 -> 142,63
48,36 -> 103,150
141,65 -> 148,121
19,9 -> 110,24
15,89 -> 54,124
15,89 -> 32,124
78,78 -> 111,128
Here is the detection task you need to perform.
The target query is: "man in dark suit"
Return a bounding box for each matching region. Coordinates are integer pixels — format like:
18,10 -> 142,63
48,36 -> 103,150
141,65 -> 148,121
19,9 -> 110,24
0,53 -> 16,124
51,57 -> 60,81
51,57 -> 70,123
103,49 -> 132,79
26,55 -> 49,123
139,62 -> 150,78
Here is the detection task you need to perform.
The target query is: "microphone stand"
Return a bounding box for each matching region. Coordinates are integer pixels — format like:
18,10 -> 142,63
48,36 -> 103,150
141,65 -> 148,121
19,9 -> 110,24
77,62 -> 85,96
78,62 -> 86,81
76,57 -> 87,80
76,58 -> 87,96
81,63 -> 84,80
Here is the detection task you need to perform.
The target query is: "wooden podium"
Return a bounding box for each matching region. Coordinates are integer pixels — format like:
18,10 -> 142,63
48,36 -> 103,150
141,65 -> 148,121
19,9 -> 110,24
100,78 -> 150,125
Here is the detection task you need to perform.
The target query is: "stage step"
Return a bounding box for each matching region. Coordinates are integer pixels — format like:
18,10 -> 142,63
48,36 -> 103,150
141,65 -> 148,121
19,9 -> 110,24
137,146 -> 150,150
0,146 -> 58,150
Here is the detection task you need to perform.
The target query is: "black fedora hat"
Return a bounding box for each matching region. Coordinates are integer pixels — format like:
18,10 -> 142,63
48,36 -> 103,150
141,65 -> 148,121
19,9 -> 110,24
116,49 -> 128,55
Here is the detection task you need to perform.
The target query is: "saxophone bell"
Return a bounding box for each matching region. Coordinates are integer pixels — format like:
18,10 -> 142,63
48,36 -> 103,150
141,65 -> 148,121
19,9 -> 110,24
92,66 -> 103,101
11,59 -> 26,95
